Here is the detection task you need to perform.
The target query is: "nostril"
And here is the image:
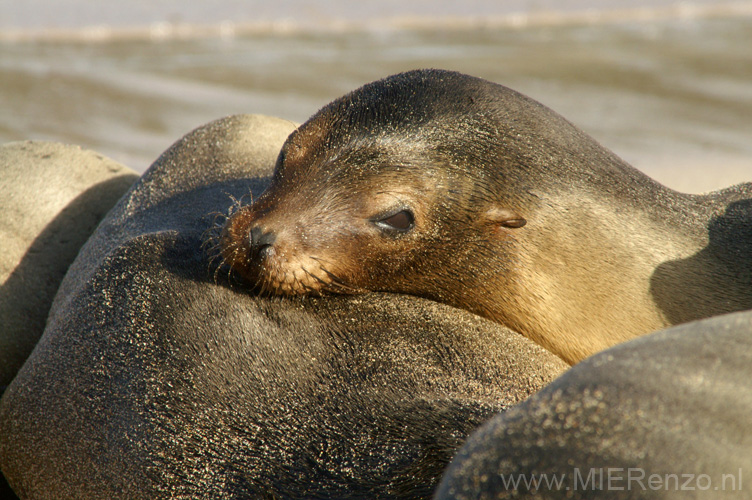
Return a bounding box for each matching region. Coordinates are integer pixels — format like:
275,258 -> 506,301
249,227 -> 261,247
249,226 -> 276,258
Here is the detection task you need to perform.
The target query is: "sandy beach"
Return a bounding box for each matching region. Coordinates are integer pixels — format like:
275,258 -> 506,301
1,0 -> 750,192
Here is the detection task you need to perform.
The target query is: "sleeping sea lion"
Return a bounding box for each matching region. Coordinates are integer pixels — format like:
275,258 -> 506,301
220,69 -> 752,363
0,115 -> 566,499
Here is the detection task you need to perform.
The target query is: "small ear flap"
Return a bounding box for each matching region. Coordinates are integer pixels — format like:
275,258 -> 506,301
485,206 -> 527,229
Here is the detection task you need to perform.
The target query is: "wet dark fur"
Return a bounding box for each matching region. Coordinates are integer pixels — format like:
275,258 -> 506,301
0,115 -> 567,499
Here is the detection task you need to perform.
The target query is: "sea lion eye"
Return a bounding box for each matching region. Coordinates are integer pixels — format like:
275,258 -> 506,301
374,209 -> 414,232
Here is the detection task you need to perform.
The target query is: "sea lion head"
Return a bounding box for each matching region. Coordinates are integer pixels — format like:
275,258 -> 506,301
220,69 -> 595,322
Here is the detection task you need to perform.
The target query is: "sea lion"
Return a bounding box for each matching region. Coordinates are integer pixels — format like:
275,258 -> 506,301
435,309 -> 752,499
0,142 -> 138,390
220,69 -> 752,364
0,115 -> 567,499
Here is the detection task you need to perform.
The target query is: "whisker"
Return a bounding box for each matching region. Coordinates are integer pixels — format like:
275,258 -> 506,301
201,190 -> 260,287
306,257 -> 363,294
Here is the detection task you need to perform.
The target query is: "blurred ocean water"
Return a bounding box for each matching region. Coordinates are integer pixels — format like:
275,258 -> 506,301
1,0 -> 750,192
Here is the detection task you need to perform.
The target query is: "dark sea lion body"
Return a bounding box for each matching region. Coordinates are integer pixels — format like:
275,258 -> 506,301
221,69 -> 752,364
435,310 -> 752,499
0,142 -> 138,389
0,115 -> 566,499
0,142 -> 136,499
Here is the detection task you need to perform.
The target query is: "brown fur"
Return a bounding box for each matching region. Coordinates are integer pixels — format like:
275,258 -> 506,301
221,69 -> 752,364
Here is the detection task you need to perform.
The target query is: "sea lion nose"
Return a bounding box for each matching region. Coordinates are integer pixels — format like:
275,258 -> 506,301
249,226 -> 276,260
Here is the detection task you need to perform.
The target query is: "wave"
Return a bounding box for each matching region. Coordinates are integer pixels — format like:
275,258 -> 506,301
2,2 -> 752,43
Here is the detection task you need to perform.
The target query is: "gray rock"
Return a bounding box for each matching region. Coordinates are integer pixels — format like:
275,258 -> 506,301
435,310 -> 752,499
0,141 -> 138,389
0,115 -> 567,499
